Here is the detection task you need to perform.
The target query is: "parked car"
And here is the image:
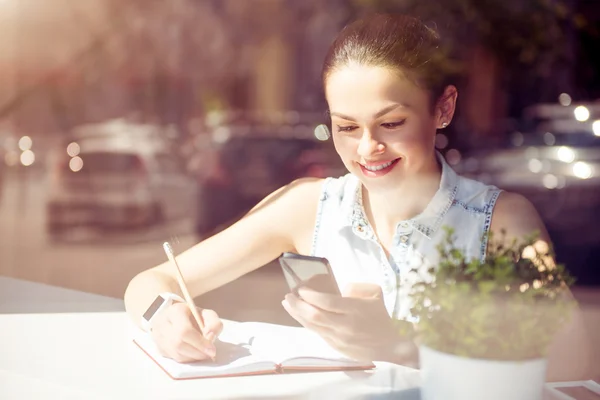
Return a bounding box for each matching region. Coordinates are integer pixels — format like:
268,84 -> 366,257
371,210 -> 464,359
189,122 -> 347,237
46,120 -> 197,238
454,101 -> 600,284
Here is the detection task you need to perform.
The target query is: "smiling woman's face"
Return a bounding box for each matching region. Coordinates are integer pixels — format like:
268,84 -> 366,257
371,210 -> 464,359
325,64 -> 449,192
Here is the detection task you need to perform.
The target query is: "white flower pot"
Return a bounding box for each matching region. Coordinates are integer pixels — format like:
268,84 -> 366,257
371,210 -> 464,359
419,345 -> 548,400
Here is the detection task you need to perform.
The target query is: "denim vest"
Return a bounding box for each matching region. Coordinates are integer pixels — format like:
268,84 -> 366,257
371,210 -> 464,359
310,154 -> 502,321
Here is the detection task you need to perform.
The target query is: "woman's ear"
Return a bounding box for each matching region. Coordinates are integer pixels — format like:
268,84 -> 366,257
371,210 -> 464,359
435,85 -> 458,129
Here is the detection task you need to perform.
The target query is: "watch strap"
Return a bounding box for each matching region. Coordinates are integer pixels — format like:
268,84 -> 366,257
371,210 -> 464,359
141,292 -> 184,332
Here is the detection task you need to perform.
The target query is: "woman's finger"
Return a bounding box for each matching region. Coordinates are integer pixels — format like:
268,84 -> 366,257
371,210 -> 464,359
296,287 -> 348,313
200,308 -> 224,341
342,283 -> 383,299
283,294 -> 343,331
167,304 -> 216,357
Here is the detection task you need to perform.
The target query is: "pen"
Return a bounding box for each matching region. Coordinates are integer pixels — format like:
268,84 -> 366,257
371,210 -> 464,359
163,241 -> 215,361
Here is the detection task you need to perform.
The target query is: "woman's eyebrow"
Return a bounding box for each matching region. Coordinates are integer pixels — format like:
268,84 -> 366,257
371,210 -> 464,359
327,103 -> 410,122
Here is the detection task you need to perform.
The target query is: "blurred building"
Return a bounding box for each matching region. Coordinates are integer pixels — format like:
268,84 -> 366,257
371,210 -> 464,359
0,0 -> 598,151
0,1 -> 349,142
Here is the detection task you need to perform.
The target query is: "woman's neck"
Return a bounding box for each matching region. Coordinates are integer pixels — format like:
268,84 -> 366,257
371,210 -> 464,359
363,155 -> 442,237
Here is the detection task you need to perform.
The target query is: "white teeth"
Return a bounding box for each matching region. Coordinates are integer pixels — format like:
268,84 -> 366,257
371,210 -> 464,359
363,160 -> 394,171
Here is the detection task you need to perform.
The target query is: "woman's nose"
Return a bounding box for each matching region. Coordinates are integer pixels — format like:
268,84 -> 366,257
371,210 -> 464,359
357,129 -> 385,157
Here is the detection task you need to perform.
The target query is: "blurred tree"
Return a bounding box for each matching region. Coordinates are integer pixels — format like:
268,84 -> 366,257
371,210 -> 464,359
348,0 -> 589,83
346,0 -> 594,145
289,0 -> 350,112
1,0 -> 239,135
110,0 -> 236,128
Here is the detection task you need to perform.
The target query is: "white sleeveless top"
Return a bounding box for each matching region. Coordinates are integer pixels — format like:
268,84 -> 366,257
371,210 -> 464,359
310,153 -> 502,321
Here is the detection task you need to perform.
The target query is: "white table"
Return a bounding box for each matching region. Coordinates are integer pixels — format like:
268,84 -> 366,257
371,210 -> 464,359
0,277 -> 421,400
0,277 -> 569,400
0,276 -> 125,314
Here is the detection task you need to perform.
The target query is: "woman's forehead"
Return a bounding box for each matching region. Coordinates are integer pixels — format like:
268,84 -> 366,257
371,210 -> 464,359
325,64 -> 430,117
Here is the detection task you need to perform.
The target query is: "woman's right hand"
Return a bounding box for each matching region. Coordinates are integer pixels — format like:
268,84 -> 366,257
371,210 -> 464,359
149,302 -> 223,363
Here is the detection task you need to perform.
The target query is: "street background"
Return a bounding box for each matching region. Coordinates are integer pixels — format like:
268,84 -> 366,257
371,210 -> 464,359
0,0 -> 599,330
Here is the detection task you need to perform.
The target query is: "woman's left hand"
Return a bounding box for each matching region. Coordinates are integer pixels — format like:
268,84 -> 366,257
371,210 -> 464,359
282,282 -> 409,362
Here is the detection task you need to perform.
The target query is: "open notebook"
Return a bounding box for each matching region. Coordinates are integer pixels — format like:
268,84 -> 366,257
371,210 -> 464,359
133,320 -> 375,379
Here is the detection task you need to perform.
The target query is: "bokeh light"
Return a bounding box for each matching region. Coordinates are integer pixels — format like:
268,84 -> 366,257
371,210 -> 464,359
543,132 -> 555,145
556,146 -> 575,163
20,150 -> 35,166
528,159 -> 543,173
511,132 -> 524,147
445,149 -> 461,165
558,93 -> 572,106
69,156 -> 84,172
18,136 -> 32,151
67,142 -> 81,157
593,120 -> 600,137
573,162 -> 592,179
4,151 -> 19,167
435,133 -> 449,149
574,105 -> 590,122
542,174 -> 558,189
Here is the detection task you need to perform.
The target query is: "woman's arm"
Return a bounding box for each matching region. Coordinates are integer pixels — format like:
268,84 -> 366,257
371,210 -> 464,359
124,177 -> 323,329
491,191 -> 593,381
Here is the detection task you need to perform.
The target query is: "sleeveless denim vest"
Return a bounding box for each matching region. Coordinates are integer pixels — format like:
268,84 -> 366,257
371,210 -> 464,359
310,153 -> 502,321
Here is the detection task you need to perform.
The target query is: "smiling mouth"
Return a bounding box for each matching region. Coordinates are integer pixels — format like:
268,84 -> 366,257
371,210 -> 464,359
359,158 -> 401,171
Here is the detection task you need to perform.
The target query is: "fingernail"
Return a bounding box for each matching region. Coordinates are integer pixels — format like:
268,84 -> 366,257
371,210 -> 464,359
205,331 -> 216,342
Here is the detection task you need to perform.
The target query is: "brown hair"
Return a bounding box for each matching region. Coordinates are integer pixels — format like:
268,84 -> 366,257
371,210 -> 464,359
322,14 -> 452,107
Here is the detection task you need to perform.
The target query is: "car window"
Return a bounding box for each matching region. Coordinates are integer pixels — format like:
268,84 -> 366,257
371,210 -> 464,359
73,152 -> 144,174
221,138 -> 315,169
155,153 -> 187,174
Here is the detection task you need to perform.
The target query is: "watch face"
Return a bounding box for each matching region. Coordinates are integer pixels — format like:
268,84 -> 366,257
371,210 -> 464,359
143,295 -> 165,321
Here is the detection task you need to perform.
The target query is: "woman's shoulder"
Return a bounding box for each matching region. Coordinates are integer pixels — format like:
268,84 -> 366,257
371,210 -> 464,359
266,176 -> 339,255
282,173 -> 355,206
489,190 -> 549,242
273,177 -> 324,207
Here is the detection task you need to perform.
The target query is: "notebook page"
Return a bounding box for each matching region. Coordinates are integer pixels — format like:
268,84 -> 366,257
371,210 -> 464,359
239,322 -> 358,365
133,322 -> 275,379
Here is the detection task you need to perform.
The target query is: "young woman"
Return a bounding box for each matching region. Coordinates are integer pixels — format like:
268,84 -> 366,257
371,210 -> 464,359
124,14 -> 590,378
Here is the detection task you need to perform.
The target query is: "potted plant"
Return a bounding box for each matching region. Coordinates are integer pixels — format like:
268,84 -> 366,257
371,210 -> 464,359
398,227 -> 576,400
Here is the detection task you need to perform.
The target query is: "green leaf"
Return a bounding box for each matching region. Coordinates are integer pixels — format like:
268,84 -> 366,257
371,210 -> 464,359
398,223 -> 576,360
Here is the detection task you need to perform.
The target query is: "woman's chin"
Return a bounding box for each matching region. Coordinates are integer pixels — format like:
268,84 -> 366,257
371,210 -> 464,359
356,168 -> 406,191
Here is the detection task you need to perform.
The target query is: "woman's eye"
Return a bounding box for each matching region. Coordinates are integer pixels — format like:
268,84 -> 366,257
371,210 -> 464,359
381,120 -> 406,129
336,125 -> 358,132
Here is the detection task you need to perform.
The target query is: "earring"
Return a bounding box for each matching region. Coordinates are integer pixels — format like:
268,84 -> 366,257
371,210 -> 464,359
314,124 -> 331,141
441,122 -> 448,128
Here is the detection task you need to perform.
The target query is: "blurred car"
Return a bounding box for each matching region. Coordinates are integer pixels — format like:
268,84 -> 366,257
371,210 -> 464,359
46,119 -> 197,237
454,101 -> 600,284
188,122 -> 347,237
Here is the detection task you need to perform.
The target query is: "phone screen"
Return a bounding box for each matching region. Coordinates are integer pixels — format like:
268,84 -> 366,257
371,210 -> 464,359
278,253 -> 341,296
556,387 -> 600,400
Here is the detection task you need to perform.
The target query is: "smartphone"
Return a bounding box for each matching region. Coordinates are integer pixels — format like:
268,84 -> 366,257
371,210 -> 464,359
278,252 -> 341,296
546,381 -> 600,400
